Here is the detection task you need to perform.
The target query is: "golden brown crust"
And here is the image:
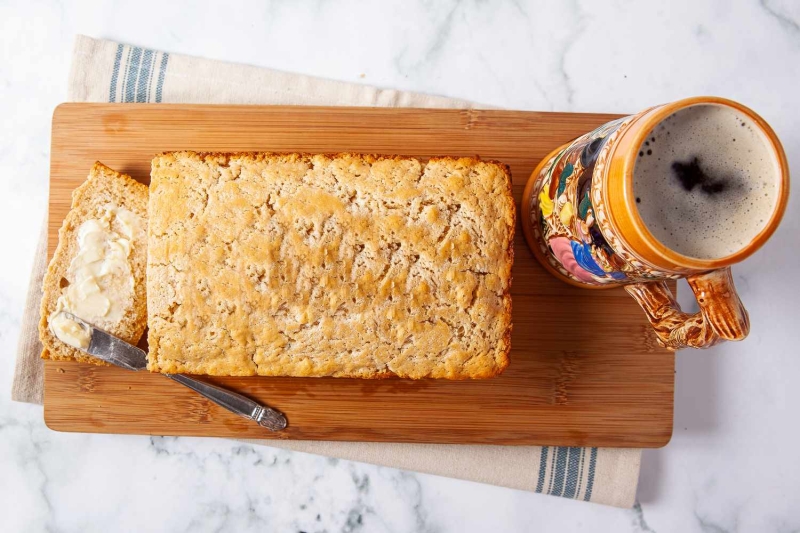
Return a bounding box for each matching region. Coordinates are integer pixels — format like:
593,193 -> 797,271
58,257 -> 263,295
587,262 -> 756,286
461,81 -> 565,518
148,151 -> 513,379
39,162 -> 149,364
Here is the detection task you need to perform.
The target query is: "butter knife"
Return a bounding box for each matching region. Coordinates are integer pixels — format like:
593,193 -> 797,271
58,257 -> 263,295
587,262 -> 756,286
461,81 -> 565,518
57,312 -> 287,431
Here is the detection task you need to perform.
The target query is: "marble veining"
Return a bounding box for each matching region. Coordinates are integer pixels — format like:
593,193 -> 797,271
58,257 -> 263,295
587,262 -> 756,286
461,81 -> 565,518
759,0 -> 800,33
631,503 -> 657,533
2,0 -> 800,531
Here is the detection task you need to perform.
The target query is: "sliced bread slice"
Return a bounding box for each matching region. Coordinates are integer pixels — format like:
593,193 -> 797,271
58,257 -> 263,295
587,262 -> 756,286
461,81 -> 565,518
39,162 -> 148,364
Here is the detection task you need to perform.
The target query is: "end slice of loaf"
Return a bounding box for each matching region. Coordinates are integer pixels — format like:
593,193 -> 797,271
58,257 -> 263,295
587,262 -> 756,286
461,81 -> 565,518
39,162 -> 149,364
148,151 -> 514,379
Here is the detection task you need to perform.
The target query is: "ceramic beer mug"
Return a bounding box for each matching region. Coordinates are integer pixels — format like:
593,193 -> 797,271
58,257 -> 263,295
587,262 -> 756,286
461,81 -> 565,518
521,96 -> 789,349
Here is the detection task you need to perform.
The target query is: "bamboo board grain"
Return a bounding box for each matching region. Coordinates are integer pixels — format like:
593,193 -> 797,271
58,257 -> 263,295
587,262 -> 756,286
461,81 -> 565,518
45,103 -> 674,447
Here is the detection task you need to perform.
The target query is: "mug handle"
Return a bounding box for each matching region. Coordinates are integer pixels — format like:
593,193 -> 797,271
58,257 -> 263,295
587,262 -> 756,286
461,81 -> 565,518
623,267 -> 750,350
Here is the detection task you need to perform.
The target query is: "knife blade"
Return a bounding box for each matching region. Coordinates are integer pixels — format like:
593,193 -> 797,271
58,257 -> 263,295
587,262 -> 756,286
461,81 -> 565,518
78,314 -> 148,371
56,312 -> 287,431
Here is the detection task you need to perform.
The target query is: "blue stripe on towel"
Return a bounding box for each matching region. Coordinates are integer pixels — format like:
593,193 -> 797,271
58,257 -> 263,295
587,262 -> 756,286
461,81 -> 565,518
575,447 -> 586,499
124,46 -> 142,102
119,46 -> 132,103
136,49 -> 154,102
156,52 -> 169,103
108,44 -> 123,102
550,447 -> 569,496
583,447 -> 598,501
547,444 -> 558,494
562,447 -> 581,498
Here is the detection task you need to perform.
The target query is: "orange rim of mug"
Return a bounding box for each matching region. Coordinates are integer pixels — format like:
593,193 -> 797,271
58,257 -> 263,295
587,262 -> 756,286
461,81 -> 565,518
601,96 -> 790,272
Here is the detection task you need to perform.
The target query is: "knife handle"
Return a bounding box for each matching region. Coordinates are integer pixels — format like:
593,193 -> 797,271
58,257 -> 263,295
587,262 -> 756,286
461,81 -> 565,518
165,374 -> 287,431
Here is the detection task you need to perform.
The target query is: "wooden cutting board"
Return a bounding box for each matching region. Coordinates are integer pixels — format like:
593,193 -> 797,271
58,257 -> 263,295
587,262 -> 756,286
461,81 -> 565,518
44,103 -> 674,447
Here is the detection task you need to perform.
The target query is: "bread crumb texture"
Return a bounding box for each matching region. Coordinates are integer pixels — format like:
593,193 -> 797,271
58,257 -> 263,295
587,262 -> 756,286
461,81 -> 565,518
39,162 -> 149,364
148,152 -> 514,379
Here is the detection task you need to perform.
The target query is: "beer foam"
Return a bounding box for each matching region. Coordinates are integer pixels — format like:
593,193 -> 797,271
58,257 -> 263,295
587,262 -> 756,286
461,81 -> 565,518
632,104 -> 779,260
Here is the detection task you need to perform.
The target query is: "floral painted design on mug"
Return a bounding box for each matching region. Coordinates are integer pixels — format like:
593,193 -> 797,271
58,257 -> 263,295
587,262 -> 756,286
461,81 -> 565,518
534,118 -> 633,285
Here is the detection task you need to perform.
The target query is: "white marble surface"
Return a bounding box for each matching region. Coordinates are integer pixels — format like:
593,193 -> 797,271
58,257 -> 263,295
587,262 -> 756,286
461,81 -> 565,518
2,0 -> 799,531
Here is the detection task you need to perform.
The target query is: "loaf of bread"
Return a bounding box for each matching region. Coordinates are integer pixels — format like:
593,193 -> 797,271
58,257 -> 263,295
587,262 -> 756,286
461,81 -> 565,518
39,162 -> 149,364
148,152 -> 514,378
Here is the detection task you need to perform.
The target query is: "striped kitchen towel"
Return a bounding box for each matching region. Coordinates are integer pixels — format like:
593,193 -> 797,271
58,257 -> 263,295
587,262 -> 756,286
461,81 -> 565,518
106,43 -> 169,103
12,34 -> 642,508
